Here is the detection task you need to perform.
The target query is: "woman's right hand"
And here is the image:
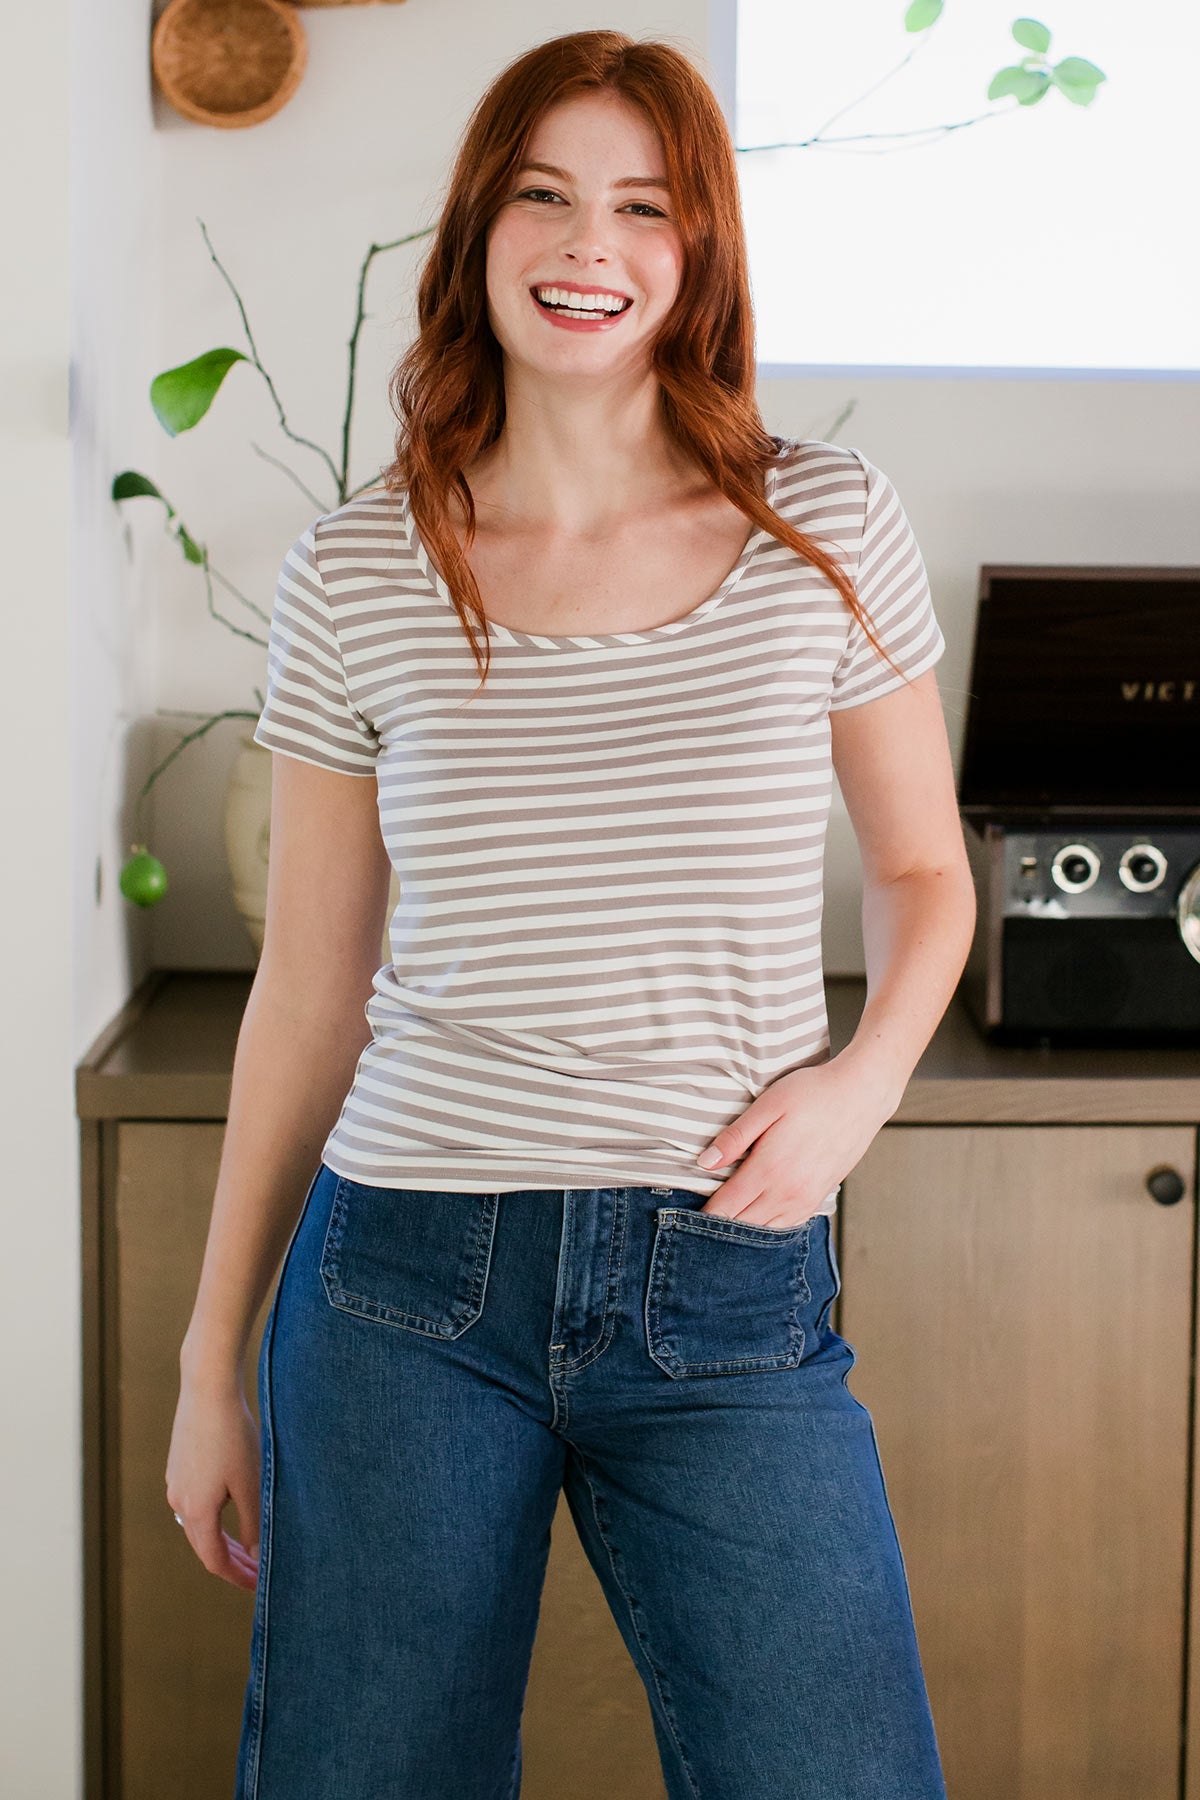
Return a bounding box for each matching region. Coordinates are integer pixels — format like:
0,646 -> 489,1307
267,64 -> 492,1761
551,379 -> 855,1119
165,1371 -> 264,1592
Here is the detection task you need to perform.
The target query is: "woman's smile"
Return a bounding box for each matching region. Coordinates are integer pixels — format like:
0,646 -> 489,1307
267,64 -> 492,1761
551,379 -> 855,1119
528,284 -> 635,331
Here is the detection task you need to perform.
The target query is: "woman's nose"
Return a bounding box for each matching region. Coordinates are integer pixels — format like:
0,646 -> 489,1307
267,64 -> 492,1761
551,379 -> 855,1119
555,202 -> 619,263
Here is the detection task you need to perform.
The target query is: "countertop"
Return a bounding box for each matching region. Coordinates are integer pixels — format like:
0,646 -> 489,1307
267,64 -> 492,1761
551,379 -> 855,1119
76,970 -> 1200,1124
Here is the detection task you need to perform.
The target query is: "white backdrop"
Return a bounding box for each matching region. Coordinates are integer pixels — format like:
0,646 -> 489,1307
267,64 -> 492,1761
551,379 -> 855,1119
739,0 -> 1198,372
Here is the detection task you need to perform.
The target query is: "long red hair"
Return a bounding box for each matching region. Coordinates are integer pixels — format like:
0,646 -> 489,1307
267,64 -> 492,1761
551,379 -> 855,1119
382,29 -> 901,693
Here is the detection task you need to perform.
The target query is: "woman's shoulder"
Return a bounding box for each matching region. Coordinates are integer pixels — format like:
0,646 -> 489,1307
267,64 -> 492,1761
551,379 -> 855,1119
769,436 -> 872,525
275,484 -> 413,607
771,435 -> 865,477
301,483 -> 408,571
311,481 -> 403,536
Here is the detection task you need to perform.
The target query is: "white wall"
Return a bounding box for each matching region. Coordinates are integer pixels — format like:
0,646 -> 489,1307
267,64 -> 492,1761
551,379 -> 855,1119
4,0 -> 1196,1792
137,5 -> 1200,972
1,0 -> 162,1792
3,1 -> 86,1795
74,7 -> 165,1027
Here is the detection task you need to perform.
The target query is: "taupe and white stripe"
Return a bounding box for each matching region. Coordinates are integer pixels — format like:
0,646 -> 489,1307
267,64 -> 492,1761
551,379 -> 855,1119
254,437 -> 946,1215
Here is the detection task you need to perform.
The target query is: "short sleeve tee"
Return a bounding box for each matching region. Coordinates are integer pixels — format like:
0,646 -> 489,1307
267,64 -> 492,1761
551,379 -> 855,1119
253,437 -> 946,1216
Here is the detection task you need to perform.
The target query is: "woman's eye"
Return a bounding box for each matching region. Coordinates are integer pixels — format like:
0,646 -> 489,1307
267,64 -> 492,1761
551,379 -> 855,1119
514,188 -> 667,218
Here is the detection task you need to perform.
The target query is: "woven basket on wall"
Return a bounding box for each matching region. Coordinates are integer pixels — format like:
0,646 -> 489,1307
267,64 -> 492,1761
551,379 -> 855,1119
152,0 -> 308,129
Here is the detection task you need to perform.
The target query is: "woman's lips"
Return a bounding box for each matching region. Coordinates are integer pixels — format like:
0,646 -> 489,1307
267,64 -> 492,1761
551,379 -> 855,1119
528,288 -> 634,332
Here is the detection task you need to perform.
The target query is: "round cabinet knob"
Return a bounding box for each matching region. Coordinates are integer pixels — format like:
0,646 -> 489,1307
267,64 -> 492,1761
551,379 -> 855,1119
1146,1165 -> 1187,1207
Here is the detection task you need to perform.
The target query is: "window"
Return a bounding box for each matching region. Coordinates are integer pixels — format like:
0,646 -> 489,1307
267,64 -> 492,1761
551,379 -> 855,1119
725,0 -> 1197,375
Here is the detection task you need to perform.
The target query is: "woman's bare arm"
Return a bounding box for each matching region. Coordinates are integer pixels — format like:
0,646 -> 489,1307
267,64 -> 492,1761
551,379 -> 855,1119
179,750 -> 392,1391
829,667 -> 977,1105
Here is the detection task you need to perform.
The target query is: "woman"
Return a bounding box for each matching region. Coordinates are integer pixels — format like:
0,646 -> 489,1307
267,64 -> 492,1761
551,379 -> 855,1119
168,29 -> 975,1800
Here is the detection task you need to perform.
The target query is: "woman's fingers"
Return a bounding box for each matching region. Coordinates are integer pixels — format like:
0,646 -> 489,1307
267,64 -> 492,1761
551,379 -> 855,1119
224,1532 -> 261,1590
183,1507 -> 260,1590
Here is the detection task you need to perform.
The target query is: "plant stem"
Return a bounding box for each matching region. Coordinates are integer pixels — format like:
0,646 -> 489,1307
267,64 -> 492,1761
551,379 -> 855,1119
132,706 -> 260,840
738,105 -> 1013,156
249,440 -> 327,511
197,215 -> 342,494
341,228 -> 435,499
200,555 -> 268,646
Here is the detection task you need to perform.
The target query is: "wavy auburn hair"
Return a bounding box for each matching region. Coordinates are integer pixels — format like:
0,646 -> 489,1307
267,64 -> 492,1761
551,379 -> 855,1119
381,29 -> 902,694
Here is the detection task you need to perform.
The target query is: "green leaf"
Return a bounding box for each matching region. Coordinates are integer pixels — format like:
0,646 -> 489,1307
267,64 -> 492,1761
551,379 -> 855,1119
112,469 -> 173,513
1017,71 -> 1051,104
178,527 -> 205,565
904,0 -> 943,31
1011,17 -> 1051,54
1050,74 -> 1101,104
150,348 -> 249,437
988,65 -> 1049,102
1053,55 -> 1106,88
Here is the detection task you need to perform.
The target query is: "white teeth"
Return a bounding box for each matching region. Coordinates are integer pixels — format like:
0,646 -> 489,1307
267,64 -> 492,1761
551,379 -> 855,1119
534,286 -> 630,314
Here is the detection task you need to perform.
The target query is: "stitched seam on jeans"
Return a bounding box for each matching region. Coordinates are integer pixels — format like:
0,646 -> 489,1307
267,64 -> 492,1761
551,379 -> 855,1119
459,1193 -> 501,1325
548,1191 -> 575,1360
244,1254 -> 280,1794
661,1205 -> 811,1244
576,1453 -> 702,1799
242,1165 -> 323,1793
552,1361 -> 570,1433
561,1193 -> 628,1373
659,1350 -> 803,1375
324,1297 -> 457,1334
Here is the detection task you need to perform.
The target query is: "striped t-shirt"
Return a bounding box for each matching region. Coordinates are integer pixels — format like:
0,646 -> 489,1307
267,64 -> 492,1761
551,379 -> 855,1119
253,436 -> 946,1217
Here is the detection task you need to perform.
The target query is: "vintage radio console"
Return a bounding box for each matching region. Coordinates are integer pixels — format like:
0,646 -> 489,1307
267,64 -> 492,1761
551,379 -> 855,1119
955,564 -> 1200,1045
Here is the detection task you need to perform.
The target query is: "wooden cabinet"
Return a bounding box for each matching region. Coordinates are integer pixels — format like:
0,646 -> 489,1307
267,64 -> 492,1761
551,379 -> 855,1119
840,1122 -> 1193,1800
79,972 -> 1200,1799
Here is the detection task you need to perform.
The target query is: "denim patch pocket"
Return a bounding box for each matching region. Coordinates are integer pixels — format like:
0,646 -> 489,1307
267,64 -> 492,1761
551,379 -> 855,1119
645,1207 -> 815,1378
319,1177 -> 500,1338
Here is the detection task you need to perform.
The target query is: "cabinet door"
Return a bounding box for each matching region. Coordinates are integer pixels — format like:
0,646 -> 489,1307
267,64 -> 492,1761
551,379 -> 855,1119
837,1123 -> 1193,1800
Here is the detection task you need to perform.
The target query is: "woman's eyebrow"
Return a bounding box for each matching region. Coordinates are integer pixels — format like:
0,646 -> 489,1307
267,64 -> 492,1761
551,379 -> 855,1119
517,160 -> 670,191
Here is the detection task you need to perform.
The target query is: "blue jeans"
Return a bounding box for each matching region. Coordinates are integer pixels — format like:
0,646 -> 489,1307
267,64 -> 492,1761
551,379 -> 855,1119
235,1165 -> 947,1799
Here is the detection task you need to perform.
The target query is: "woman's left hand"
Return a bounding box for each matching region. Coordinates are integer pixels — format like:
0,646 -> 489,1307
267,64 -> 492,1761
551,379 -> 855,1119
693,1055 -> 899,1230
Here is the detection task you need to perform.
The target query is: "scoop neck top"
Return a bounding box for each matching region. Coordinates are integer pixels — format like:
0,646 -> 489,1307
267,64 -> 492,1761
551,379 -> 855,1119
251,436 -> 947,1214
398,448 -> 785,651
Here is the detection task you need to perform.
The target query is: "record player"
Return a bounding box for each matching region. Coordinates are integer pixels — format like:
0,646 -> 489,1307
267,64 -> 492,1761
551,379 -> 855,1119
956,563 -> 1200,1045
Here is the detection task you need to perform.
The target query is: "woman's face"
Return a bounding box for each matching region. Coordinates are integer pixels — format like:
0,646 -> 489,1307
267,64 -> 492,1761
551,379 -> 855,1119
485,91 -> 684,377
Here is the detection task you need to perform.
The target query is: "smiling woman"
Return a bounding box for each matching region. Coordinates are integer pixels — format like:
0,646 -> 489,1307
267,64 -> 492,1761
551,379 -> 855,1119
169,29 -> 964,1800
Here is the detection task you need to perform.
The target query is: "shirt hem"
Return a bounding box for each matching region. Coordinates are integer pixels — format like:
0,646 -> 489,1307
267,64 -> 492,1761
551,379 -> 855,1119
317,1145 -> 840,1216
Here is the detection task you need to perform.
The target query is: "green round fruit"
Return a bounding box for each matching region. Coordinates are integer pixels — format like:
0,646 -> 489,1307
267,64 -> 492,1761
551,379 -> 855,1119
120,847 -> 169,908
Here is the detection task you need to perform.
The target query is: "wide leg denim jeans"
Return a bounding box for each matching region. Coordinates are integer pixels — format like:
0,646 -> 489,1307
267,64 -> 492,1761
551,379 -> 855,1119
234,1164 -> 947,1800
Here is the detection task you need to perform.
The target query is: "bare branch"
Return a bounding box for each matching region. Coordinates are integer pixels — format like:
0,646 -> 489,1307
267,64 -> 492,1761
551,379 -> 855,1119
197,216 -> 342,494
